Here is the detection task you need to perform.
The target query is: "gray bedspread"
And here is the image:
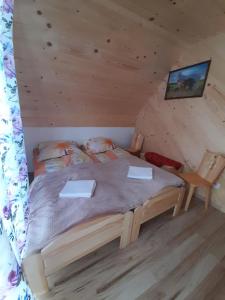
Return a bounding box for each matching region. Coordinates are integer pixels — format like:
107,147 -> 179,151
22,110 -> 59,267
24,155 -> 183,256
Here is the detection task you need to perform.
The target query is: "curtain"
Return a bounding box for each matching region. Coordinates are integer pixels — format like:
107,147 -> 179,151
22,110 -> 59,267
0,0 -> 33,299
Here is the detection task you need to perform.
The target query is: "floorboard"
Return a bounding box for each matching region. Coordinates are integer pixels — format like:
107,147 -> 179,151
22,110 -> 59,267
45,201 -> 225,300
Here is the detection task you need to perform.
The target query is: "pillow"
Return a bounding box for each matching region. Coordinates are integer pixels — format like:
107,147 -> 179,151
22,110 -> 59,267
83,137 -> 115,154
37,140 -> 79,150
37,141 -> 80,162
70,148 -> 92,165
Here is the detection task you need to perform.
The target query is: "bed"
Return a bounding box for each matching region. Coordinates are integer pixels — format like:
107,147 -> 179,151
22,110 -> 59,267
23,139 -> 185,299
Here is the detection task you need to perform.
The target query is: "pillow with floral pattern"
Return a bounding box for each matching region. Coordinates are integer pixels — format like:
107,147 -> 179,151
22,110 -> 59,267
83,137 -> 115,154
37,140 -> 80,162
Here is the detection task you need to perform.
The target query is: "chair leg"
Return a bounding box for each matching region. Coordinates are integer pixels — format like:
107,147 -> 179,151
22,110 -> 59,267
185,184 -> 196,212
205,187 -> 211,210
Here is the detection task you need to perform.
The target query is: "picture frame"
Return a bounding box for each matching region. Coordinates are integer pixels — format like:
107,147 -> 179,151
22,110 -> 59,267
165,60 -> 211,100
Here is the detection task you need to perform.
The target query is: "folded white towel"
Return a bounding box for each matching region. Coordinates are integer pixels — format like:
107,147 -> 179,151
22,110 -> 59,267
127,166 -> 153,180
59,180 -> 96,198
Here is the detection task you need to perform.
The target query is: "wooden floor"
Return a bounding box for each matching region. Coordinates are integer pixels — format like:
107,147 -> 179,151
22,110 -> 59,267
46,200 -> 225,300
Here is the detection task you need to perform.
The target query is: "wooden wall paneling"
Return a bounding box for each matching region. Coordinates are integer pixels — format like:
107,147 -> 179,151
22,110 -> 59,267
14,0 -> 225,212
14,0 -> 183,127
136,34 -> 225,212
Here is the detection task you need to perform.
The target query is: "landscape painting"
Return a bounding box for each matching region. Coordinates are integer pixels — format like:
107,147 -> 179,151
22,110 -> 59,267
165,60 -> 211,100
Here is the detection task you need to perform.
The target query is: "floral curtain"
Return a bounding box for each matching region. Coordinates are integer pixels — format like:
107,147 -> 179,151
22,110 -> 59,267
0,0 -> 33,299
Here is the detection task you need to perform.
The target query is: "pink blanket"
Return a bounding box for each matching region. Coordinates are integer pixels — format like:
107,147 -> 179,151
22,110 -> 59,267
25,155 -> 183,256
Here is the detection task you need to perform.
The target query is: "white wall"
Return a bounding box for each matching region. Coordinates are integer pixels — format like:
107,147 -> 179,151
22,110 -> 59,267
24,127 -> 134,171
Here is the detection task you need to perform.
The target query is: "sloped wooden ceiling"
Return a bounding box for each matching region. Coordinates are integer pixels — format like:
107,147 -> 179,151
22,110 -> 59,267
14,0 -> 225,127
15,1 -> 225,210
13,0 -> 181,126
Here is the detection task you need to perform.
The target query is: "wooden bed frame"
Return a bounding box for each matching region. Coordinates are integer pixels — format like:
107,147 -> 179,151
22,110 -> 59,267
131,186 -> 185,242
22,186 -> 185,299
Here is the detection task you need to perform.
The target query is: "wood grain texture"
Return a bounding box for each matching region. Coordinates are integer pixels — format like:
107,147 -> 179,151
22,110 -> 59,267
23,253 -> 49,298
136,27 -> 225,212
23,213 -> 130,298
23,186 -> 183,298
119,211 -> 133,249
14,0 -> 225,210
131,187 -> 184,242
179,151 -> 225,211
41,214 -> 125,276
39,201 -> 225,300
14,0 -> 225,127
14,0 -> 183,126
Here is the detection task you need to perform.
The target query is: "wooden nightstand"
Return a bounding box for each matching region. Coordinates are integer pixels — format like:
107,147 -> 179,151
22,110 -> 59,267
127,149 -> 141,158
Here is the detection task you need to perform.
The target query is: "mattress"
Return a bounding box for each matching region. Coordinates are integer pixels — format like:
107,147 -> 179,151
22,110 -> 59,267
25,154 -> 183,256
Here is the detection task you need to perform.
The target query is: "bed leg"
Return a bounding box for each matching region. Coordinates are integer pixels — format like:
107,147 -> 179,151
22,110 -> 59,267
131,207 -> 143,243
120,211 -> 134,249
23,253 -> 49,299
173,187 -> 185,217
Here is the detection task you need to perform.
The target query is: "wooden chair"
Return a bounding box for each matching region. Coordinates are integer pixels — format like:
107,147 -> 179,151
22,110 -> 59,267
127,133 -> 144,157
180,150 -> 225,211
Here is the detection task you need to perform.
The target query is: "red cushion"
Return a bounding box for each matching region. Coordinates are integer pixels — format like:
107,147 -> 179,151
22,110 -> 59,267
145,152 -> 183,170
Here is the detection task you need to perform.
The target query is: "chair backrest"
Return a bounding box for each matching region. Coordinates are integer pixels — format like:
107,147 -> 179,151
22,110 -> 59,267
197,150 -> 225,184
130,133 -> 144,152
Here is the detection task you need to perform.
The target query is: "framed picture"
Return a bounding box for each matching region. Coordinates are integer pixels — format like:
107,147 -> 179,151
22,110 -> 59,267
165,60 -> 211,100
